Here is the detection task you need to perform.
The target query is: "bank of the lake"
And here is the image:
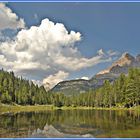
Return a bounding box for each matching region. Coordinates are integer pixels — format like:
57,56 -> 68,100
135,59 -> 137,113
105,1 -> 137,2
0,104 -> 54,114
1,104 -> 140,114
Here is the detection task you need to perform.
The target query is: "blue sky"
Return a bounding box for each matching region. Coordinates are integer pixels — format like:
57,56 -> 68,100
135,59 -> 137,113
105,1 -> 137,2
7,2 -> 140,54
0,2 -> 140,87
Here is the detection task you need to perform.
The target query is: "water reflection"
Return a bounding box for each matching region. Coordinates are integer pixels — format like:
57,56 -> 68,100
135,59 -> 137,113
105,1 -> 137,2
30,123 -> 93,138
0,110 -> 140,138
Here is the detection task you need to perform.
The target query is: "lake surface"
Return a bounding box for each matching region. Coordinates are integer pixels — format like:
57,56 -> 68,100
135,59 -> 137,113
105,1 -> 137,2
0,109 -> 140,138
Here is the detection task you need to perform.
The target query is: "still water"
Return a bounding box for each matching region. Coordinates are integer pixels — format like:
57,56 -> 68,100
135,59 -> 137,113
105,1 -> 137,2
0,109 -> 140,138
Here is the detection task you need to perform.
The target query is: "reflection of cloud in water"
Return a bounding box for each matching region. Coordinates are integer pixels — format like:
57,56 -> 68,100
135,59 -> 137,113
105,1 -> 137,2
30,123 -> 94,138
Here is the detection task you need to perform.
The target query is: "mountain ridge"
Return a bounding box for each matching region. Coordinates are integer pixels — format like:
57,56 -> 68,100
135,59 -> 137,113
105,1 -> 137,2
97,52 -> 138,75
50,52 -> 140,95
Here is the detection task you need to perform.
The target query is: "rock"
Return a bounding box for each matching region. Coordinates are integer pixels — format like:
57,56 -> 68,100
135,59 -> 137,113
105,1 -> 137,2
136,54 -> 140,62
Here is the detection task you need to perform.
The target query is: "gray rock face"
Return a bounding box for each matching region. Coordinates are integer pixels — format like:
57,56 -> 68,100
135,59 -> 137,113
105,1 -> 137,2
136,54 -> 140,62
50,53 -> 140,95
97,52 -> 140,75
97,52 -> 136,75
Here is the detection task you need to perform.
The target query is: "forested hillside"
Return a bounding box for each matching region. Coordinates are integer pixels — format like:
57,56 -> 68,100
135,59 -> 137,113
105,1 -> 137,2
0,68 -> 140,108
0,69 -> 48,105
49,68 -> 140,108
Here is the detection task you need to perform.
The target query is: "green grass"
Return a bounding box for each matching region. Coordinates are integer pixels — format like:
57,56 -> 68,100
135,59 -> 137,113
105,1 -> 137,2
59,106 -> 137,111
132,106 -> 140,112
0,104 -> 55,114
0,104 -> 140,114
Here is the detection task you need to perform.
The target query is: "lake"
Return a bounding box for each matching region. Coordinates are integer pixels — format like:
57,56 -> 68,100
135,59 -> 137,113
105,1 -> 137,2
0,109 -> 140,138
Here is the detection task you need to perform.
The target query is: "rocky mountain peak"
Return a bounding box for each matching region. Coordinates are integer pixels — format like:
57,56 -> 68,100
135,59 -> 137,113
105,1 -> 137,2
97,53 -> 136,75
136,54 -> 140,62
112,52 -> 135,67
121,52 -> 134,60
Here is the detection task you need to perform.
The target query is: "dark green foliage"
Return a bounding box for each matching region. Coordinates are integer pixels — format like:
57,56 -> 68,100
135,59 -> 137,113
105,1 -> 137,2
0,68 -> 140,108
0,69 -> 48,105
1,91 -> 12,103
49,68 -> 140,108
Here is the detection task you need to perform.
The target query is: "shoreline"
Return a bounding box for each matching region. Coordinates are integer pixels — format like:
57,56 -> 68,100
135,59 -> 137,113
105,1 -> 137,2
0,104 -> 139,114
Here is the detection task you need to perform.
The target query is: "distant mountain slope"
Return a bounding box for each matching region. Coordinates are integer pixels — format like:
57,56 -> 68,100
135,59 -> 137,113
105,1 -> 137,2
51,79 -> 91,96
50,53 -> 140,95
97,52 -> 139,75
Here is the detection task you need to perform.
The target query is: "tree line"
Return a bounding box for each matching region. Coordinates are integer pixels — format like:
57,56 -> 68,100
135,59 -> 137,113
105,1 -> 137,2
0,68 -> 140,108
0,69 -> 49,105
48,68 -> 140,108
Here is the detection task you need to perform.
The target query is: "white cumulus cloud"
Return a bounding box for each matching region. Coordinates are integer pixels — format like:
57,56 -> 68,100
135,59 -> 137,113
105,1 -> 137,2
0,18 -> 118,88
0,3 -> 25,30
43,71 -> 69,89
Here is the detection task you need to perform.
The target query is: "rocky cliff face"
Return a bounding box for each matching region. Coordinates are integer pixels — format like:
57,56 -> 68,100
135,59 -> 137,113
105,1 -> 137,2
50,53 -> 140,95
97,53 -> 140,76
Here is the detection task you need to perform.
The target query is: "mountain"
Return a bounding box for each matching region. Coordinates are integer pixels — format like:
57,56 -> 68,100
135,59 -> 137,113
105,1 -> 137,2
50,53 -> 140,95
51,79 -> 92,96
97,52 -> 136,75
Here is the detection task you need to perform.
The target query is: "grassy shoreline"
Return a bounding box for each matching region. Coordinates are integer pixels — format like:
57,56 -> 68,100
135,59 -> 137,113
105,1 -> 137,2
0,104 -> 55,114
0,104 -> 140,114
